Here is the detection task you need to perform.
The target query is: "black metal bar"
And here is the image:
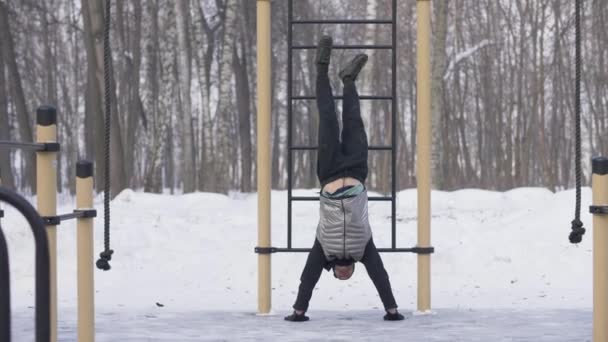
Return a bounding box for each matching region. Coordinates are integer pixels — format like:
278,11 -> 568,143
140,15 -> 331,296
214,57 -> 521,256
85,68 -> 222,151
42,209 -> 98,225
391,0 -> 398,249
293,44 -> 392,50
292,95 -> 392,101
0,209 -> 3,218
256,247 -> 435,254
0,226 -> 10,342
0,187 -> 50,342
291,145 -> 392,151
291,196 -> 393,202
590,205 -> 608,215
287,0 -> 294,250
292,19 -> 393,25
0,141 -> 60,152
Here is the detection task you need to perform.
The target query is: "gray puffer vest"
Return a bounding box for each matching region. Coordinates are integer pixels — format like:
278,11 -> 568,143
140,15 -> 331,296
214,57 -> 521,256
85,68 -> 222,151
316,189 -> 372,262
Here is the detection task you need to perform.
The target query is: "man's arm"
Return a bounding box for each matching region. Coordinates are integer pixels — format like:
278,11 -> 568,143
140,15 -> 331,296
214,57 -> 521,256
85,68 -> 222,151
360,238 -> 398,310
293,239 -> 327,312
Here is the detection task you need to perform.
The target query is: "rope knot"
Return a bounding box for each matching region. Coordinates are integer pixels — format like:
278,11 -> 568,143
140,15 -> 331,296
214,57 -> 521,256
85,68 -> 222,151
96,249 -> 114,271
569,219 -> 586,244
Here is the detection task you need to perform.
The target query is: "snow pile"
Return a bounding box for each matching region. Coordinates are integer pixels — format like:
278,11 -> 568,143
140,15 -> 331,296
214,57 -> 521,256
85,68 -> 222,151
2,187 -> 593,314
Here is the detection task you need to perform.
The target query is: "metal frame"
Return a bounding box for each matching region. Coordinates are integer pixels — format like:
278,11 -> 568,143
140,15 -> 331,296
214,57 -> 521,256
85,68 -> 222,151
284,0 -> 405,253
0,186 -> 51,342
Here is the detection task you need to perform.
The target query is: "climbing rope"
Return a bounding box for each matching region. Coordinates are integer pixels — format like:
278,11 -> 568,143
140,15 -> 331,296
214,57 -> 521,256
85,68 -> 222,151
96,0 -> 114,270
569,0 -> 585,244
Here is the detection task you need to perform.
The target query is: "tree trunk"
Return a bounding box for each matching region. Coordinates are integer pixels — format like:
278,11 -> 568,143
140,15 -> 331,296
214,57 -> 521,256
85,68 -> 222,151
0,35 -> 14,189
431,0 -> 448,190
214,0 -> 238,193
175,0 -> 196,192
0,1 -> 34,192
82,0 -> 127,197
234,37 -> 252,192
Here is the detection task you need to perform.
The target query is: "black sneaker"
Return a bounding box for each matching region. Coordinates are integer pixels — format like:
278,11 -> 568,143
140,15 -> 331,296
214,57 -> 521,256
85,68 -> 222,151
383,310 -> 405,321
284,311 -> 310,322
315,35 -> 333,66
339,53 -> 368,82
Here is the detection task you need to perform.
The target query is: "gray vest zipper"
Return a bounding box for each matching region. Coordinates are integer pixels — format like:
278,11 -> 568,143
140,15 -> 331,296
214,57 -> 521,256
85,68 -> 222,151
341,199 -> 346,257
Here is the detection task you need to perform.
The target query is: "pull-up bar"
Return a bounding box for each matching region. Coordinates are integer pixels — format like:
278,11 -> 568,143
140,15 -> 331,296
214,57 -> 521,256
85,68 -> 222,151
292,19 -> 393,25
292,44 -> 393,50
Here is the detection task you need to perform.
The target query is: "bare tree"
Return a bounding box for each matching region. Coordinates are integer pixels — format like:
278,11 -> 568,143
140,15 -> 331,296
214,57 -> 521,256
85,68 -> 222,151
0,0 -> 34,191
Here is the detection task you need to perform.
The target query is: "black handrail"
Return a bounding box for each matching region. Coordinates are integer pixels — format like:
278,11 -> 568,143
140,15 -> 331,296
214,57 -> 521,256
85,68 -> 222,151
0,186 -> 51,342
0,227 -> 10,342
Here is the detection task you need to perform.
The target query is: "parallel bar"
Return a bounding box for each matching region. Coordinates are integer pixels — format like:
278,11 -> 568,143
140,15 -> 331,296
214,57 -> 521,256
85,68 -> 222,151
391,0 -> 398,249
291,196 -> 393,202
293,44 -> 393,50
291,145 -> 392,151
292,19 -> 393,25
287,0 -> 293,250
292,95 -> 392,100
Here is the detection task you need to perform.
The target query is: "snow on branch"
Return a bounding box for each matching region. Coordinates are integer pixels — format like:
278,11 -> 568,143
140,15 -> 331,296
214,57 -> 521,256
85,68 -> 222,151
443,40 -> 493,81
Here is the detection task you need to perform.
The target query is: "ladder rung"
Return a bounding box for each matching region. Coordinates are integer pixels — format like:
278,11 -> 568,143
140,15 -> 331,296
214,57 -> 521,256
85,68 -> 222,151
291,146 -> 392,151
292,95 -> 393,101
292,44 -> 393,50
291,196 -> 393,201
292,19 -> 393,25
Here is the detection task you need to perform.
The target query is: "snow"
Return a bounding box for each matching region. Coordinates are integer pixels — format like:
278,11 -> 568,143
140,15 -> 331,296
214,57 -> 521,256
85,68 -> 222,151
2,187 -> 595,340
444,40 -> 493,81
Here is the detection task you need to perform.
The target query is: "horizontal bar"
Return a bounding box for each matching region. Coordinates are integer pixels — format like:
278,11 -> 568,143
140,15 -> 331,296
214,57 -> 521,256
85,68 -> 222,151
292,19 -> 393,25
290,196 -> 393,201
292,45 -> 393,50
292,95 -> 393,101
269,247 -> 433,254
291,145 -> 392,151
42,209 -> 97,225
0,141 -> 60,152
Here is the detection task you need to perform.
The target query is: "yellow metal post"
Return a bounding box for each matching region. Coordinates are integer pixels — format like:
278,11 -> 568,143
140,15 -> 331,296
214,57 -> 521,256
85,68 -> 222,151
76,161 -> 95,342
257,0 -> 272,314
416,0 -> 432,312
36,105 -> 58,342
592,157 -> 608,342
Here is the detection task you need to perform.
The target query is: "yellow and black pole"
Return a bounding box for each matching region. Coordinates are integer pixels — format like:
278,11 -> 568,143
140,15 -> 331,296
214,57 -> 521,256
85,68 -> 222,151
76,160 -> 95,342
591,157 -> 608,341
257,0 -> 272,314
36,105 -> 58,342
416,0 -> 432,312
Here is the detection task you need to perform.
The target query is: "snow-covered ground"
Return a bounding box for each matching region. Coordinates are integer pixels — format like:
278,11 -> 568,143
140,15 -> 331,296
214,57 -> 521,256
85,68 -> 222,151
2,187 -> 595,341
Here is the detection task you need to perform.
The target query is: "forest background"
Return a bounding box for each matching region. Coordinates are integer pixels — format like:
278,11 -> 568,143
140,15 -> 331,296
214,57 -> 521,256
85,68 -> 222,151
0,0 -> 606,197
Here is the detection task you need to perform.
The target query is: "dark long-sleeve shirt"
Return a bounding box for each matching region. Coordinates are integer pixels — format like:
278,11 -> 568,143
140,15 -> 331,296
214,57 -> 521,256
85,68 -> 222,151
293,238 -> 398,312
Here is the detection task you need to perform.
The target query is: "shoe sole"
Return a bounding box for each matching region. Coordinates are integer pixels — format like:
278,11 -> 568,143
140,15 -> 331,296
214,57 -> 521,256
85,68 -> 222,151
339,54 -> 368,81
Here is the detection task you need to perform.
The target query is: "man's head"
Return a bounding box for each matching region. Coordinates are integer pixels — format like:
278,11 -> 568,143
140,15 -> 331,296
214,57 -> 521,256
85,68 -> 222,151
333,260 -> 355,280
